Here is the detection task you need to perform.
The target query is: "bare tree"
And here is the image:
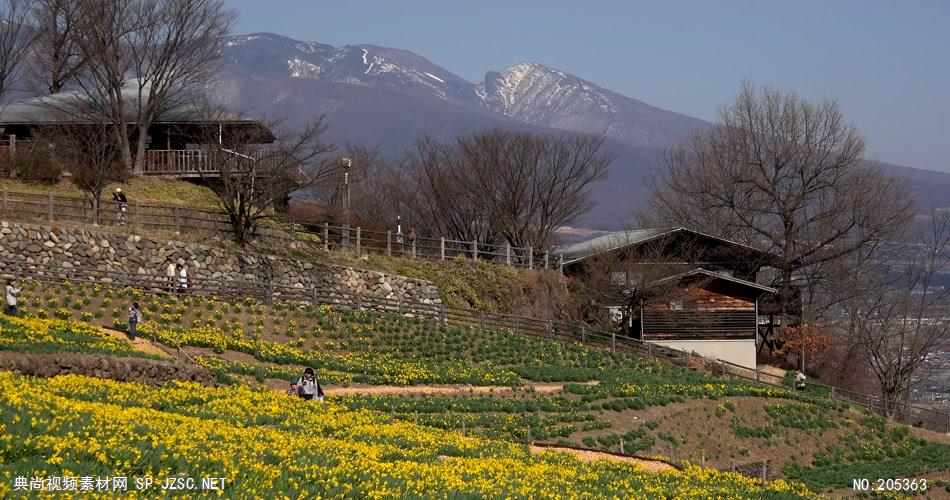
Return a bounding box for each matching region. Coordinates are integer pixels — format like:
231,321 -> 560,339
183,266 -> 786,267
28,0 -> 87,95
397,129 -> 613,251
0,0 -> 37,101
572,233 -> 703,332
72,0 -> 234,174
196,112 -> 337,246
42,122 -> 126,222
648,81 -> 914,352
841,211 -> 950,415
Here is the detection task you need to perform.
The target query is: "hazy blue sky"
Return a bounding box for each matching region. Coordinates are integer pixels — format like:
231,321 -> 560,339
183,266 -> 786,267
225,0 -> 949,172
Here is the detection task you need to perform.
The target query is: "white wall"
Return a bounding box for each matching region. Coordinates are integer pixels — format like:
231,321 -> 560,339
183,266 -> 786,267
649,339 -> 756,369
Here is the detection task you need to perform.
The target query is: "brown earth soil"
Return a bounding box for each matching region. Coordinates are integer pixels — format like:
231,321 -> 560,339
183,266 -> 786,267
0,350 -> 216,386
529,444 -> 678,472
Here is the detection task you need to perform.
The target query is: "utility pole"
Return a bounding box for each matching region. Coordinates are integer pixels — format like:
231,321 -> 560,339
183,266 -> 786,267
342,157 -> 352,250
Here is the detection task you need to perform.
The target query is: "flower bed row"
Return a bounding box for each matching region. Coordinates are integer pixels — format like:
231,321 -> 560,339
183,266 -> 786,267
0,371 -> 816,498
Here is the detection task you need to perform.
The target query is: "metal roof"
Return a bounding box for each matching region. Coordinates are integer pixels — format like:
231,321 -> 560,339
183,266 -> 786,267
0,84 -> 261,125
642,268 -> 777,295
552,227 -> 774,266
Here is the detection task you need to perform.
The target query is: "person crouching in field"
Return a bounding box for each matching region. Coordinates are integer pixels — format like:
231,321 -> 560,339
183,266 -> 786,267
294,367 -> 324,402
794,370 -> 807,391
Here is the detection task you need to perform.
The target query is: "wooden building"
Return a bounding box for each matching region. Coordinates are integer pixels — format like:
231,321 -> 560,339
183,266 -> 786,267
633,268 -> 776,368
554,228 -> 778,369
0,85 -> 274,177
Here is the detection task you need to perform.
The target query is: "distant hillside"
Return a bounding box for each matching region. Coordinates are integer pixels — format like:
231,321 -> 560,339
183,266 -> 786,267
216,32 -> 950,229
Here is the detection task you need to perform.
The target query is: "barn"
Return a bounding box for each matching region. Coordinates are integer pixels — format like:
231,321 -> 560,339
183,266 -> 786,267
632,268 -> 776,368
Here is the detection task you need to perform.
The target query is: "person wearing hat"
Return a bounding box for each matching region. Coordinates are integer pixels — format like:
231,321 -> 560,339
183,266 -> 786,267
112,187 -> 128,226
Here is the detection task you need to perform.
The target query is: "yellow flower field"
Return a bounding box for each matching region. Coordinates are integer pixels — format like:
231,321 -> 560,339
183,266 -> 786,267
0,372 -> 815,498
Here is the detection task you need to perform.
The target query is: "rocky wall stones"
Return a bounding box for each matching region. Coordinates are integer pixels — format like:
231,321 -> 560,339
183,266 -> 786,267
0,221 -> 441,304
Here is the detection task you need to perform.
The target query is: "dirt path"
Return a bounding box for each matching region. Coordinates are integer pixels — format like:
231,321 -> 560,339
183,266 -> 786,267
263,378 -> 597,396
529,444 -> 677,472
97,326 -> 174,359
326,381 -> 596,396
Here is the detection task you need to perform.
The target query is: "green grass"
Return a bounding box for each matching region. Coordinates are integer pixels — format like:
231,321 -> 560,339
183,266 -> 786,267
0,177 -> 220,210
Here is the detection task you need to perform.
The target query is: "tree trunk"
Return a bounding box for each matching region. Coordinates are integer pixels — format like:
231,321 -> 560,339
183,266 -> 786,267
132,126 -> 148,176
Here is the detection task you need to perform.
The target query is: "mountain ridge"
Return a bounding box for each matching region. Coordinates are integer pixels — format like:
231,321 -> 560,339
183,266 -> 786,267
216,33 -> 950,229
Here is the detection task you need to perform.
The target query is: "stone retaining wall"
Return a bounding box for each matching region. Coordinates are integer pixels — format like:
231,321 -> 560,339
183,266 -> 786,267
0,221 -> 441,304
0,351 -> 217,386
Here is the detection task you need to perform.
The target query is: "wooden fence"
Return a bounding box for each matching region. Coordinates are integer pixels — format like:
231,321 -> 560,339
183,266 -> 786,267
0,189 -> 560,271
2,257 -> 947,433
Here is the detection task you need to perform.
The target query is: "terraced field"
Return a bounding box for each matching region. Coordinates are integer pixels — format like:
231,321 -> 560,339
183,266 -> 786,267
3,279 -> 950,497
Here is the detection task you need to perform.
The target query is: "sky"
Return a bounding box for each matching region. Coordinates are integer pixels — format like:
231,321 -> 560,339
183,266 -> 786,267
225,0 -> 950,173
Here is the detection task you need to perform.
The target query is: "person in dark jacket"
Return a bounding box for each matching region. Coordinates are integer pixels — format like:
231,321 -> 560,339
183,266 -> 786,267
127,302 -> 143,339
113,187 -> 128,226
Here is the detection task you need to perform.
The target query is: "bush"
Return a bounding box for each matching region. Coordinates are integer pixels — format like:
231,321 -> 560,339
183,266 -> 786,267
1,146 -> 64,183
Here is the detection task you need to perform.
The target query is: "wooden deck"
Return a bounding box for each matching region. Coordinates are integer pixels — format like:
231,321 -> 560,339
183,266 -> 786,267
142,149 -> 274,177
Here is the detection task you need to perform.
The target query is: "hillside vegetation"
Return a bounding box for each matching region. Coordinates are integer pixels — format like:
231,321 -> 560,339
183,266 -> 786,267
0,178 -> 221,210
4,279 -> 950,497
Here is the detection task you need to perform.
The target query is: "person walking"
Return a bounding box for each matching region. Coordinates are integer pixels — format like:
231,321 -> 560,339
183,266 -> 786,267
5,279 -> 20,316
112,187 -> 128,226
395,216 -> 404,253
407,227 -> 417,256
164,259 -> 177,292
794,370 -> 807,391
178,264 -> 189,294
295,367 -> 324,402
127,302 -> 142,340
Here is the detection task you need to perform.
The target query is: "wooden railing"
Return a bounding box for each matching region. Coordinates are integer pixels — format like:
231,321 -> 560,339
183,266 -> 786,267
1,256 -> 947,433
142,149 -> 275,176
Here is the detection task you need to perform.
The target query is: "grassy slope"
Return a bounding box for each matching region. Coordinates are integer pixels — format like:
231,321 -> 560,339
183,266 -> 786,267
0,177 -> 220,210
11,280 -> 950,494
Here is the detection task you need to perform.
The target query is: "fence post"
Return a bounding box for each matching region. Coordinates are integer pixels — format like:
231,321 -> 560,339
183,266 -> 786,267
581,324 -> 586,343
506,244 -> 511,266
479,311 -> 485,330
685,352 -> 691,368
620,437 -> 625,454
558,254 -> 563,274
647,343 -> 653,359
312,286 -> 317,305
528,246 -> 533,269
397,300 -> 402,315
387,230 -> 392,256
544,252 -> 549,270
831,386 -> 835,400
440,237 -> 445,261
472,240 -> 478,261
173,207 -> 181,235
134,203 -> 140,230
48,192 -> 54,222
356,293 -> 362,311
356,227 -> 361,255
91,198 -> 98,226
720,360 -> 727,376
755,364 -> 760,382
761,460 -> 768,482
411,239 -> 416,258
439,304 -> 446,325
323,223 -> 329,252
611,331 -> 616,352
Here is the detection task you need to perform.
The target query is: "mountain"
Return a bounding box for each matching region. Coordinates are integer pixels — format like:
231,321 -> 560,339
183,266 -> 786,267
217,33 -> 950,229
475,62 -> 708,149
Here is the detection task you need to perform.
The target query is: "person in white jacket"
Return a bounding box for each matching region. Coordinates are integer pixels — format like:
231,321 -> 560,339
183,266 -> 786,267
5,279 -> 20,316
178,264 -> 189,294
